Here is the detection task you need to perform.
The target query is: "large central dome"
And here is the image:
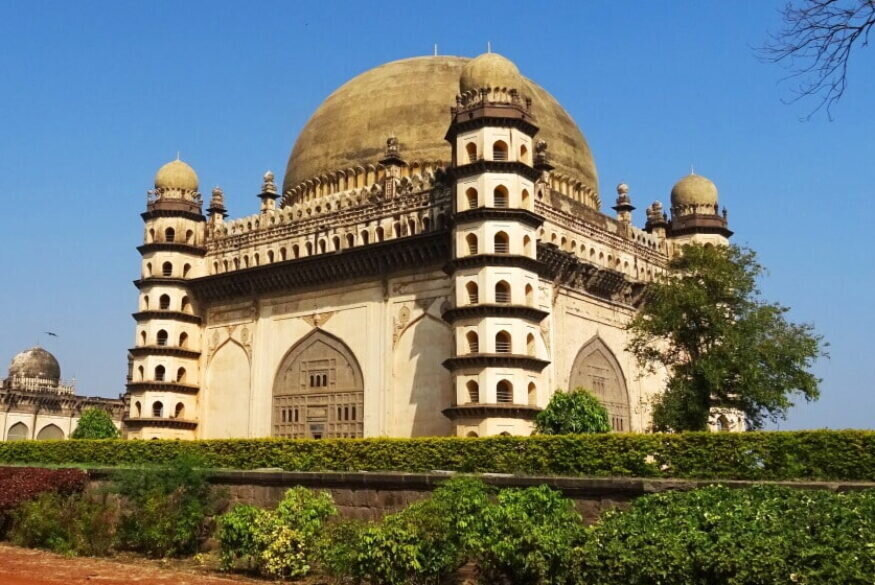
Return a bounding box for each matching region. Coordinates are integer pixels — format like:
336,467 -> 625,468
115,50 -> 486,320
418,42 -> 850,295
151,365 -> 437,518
283,56 -> 598,197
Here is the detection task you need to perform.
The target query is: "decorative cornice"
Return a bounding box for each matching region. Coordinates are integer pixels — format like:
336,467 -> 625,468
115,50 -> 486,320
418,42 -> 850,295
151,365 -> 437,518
134,277 -> 190,289
125,381 -> 200,395
453,207 -> 544,228
128,346 -> 201,359
132,311 -> 202,325
0,389 -> 124,417
445,254 -> 543,275
123,417 -> 198,430
442,304 -> 549,324
137,242 -> 207,257
442,354 -> 550,372
668,213 -> 733,238
190,231 -> 450,303
448,160 -> 541,183
141,209 -> 205,222
446,102 -> 539,139
442,403 -> 542,421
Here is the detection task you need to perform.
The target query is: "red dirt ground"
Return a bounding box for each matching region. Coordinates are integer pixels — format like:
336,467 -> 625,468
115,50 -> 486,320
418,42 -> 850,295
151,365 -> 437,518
0,544 -> 268,585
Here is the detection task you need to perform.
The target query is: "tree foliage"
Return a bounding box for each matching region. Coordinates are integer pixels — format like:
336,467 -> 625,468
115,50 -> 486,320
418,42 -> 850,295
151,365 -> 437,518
760,0 -> 875,118
70,408 -> 119,439
627,244 -> 825,431
534,388 -> 611,435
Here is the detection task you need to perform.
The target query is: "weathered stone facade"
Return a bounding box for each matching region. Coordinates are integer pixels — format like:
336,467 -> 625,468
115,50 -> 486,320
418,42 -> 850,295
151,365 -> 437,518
124,53 -> 736,440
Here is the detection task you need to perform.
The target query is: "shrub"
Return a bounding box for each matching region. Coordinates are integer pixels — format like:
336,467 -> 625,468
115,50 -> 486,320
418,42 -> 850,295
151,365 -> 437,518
572,485 -> 875,585
218,487 -> 337,579
322,477 -> 491,585
10,491 -> 117,556
535,388 -> 611,435
1,431 -> 875,481
0,467 -> 87,535
70,408 -> 120,439
114,455 -> 217,557
477,485 -> 583,585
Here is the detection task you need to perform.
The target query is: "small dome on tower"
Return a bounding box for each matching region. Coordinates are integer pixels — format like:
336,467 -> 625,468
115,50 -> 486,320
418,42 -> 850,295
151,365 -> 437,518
670,173 -> 718,208
154,159 -> 199,192
8,347 -> 61,382
460,52 -> 523,93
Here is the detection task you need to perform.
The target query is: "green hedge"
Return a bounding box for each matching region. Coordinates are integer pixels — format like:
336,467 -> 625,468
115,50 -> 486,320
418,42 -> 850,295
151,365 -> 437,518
1,431 -> 874,481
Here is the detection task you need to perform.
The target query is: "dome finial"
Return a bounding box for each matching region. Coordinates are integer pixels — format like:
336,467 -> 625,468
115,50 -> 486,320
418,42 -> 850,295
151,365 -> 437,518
487,41 -> 492,54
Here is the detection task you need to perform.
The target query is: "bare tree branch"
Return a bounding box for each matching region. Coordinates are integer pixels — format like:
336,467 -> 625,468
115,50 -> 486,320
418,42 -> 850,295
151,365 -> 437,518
759,0 -> 875,119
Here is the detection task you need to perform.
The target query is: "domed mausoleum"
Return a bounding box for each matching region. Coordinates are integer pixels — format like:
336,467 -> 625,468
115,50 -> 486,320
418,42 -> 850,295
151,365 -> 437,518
124,53 -> 737,440
1,347 -> 123,440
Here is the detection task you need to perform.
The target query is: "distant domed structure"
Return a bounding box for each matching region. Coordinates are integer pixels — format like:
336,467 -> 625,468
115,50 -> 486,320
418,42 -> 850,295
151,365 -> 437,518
671,173 -> 718,211
8,346 -> 60,383
154,159 -> 199,192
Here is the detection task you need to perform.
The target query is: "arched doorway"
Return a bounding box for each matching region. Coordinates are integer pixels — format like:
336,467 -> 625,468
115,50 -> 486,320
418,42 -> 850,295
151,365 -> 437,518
272,329 -> 364,439
6,422 -> 29,441
37,424 -> 64,440
569,336 -> 631,432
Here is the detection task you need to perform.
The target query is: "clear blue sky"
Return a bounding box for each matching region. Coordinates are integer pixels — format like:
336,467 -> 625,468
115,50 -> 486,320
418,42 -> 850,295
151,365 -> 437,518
0,1 -> 871,429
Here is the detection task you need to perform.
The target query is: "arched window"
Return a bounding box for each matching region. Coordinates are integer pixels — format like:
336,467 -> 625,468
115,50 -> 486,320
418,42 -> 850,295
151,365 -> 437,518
143,295 -> 150,310
392,222 -> 401,238
185,230 -> 193,243
159,294 -> 170,310
717,415 -> 731,432
466,331 -> 479,354
493,185 -> 509,208
522,188 -> 531,207
525,284 -> 534,306
527,333 -> 536,356
152,401 -> 163,418
268,250 -> 275,263
466,431 -> 479,437
183,263 -> 191,278
154,365 -> 165,382
466,187 -> 478,209
162,262 -> 172,277
332,236 -> 341,251
465,142 -> 478,163
494,231 -> 509,253
181,296 -> 190,313
467,380 -> 480,404
319,240 -> 327,254
520,144 -> 529,164
254,254 -> 260,266
164,227 -> 175,242
176,367 -> 186,383
346,233 -> 355,248
156,330 -> 168,346
179,332 -> 188,348
466,233 -> 478,255
146,262 -> 152,277
422,216 -> 431,231
306,241 -> 313,255
495,280 -> 511,304
528,382 -> 537,406
361,230 -> 370,245
139,331 -> 146,346
174,402 -> 185,419
137,365 -> 144,381
492,140 -> 508,161
244,255 -> 250,268
466,281 -> 479,305
148,228 -> 155,243
135,401 -> 142,417
496,380 -> 513,403
376,226 -> 385,242
495,331 -> 511,353
280,247 -> 288,261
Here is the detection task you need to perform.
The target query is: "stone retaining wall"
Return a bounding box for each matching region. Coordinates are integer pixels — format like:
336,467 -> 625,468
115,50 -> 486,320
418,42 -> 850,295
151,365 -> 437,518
86,468 -> 875,523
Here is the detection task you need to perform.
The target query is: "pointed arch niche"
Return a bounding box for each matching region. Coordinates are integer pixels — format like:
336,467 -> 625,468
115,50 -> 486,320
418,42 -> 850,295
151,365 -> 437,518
272,329 -> 364,439
204,339 -> 251,439
568,336 -> 631,432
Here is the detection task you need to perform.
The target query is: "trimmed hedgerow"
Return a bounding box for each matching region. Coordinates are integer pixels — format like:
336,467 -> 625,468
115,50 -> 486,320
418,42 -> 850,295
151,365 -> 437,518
0,467 -> 87,534
0,431 -> 874,481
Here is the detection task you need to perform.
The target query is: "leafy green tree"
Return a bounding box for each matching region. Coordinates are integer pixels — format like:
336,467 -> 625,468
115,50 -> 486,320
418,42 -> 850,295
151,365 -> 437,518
70,408 -> 120,439
534,388 -> 611,434
627,243 -> 825,431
